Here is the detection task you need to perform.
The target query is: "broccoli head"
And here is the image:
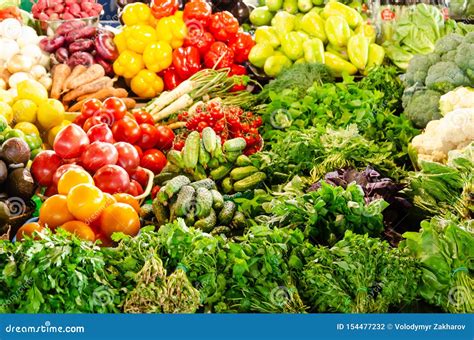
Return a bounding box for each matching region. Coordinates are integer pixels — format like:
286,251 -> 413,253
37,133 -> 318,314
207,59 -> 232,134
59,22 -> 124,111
464,32 -> 474,44
425,61 -> 470,93
404,89 -> 442,128
441,50 -> 457,62
434,33 -> 464,56
454,42 -> 474,81
404,53 -> 440,86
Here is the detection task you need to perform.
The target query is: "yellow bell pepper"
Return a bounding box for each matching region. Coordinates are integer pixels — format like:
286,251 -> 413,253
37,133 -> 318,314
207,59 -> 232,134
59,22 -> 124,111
326,44 -> 349,60
303,38 -> 325,64
347,34 -> 369,71
143,41 -> 173,73
355,23 -> 376,44
125,24 -> 157,54
156,14 -> 187,49
121,3 -> 152,25
325,16 -> 351,47
324,52 -> 357,76
113,29 -> 128,54
131,70 -> 164,98
113,50 -> 144,79
322,1 -> 363,29
363,44 -> 386,75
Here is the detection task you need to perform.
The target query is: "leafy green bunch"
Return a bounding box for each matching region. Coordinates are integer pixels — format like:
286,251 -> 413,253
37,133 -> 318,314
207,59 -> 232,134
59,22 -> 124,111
301,231 -> 420,313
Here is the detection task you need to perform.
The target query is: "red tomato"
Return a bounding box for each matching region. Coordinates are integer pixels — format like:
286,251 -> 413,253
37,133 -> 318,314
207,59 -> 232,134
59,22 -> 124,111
44,184 -> 58,197
80,142 -> 118,173
102,97 -> 127,121
52,164 -> 85,189
53,124 -> 90,159
73,114 -> 87,127
137,123 -> 159,150
155,125 -> 175,150
93,164 -> 130,194
128,180 -> 144,196
134,145 -> 143,159
151,185 -> 160,199
111,116 -> 141,144
140,149 -> 167,174
131,167 -> 149,188
114,142 -> 140,174
133,110 -> 154,125
82,116 -> 103,132
86,123 -> 114,143
81,98 -> 102,118
30,150 -> 63,186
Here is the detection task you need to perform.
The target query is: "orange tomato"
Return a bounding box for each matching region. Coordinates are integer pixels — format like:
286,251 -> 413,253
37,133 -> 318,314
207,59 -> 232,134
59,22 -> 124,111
39,194 -> 75,229
113,193 -> 140,213
67,184 -> 107,223
100,202 -> 140,238
60,220 -> 96,242
58,168 -> 94,195
16,222 -> 45,241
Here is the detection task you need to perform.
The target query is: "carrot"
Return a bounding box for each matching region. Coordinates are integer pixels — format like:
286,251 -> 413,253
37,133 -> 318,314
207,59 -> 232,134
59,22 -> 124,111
122,98 -> 136,109
67,64 -> 105,90
67,99 -> 88,112
76,87 -> 128,102
63,65 -> 87,91
63,77 -> 114,102
51,64 -> 71,99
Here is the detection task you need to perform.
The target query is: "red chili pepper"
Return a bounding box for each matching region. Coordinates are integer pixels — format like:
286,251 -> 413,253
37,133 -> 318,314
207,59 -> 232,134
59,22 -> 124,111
228,32 -> 256,64
184,27 -> 215,56
208,11 -> 239,42
150,0 -> 179,19
172,46 -> 202,80
183,0 -> 212,26
204,42 -> 234,69
161,66 -> 183,91
229,64 -> 248,92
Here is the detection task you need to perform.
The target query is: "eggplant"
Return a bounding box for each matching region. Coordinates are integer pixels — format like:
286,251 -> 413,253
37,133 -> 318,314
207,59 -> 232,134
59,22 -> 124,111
230,1 -> 250,24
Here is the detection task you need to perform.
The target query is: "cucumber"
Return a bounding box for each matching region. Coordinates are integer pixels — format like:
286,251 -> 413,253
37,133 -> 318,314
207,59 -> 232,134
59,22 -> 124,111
223,138 -> 246,152
225,151 -> 241,163
210,164 -> 233,180
210,189 -> 224,210
202,127 -> 217,154
182,131 -> 200,169
185,212 -> 196,226
230,166 -> 259,181
164,175 -> 191,198
175,185 -> 196,217
218,200 -> 236,225
192,164 -> 207,181
231,211 -> 246,229
191,179 -> 217,190
167,150 -> 184,168
199,140 -> 211,167
210,226 -> 231,236
208,158 -> 220,169
212,136 -> 226,163
236,155 -> 252,167
157,187 -> 169,204
154,171 -> 179,186
152,198 -> 169,227
195,187 -> 213,219
194,209 -> 217,233
140,203 -> 154,220
233,172 -> 267,192
222,177 -> 233,194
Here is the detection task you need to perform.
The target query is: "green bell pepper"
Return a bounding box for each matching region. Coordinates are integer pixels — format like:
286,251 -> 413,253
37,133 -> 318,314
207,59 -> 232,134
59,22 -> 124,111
283,0 -> 298,14
347,34 -> 369,71
249,43 -> 275,68
312,0 -> 324,5
281,31 -> 304,61
271,11 -> 296,36
24,134 -> 42,151
266,0 -> 283,12
324,51 -> 357,76
324,15 -> 351,47
298,0 -> 313,12
255,26 -> 281,48
300,12 -> 327,43
250,6 -> 274,26
322,1 -> 363,29
303,38 -> 325,64
264,55 -> 292,77
326,44 -> 349,60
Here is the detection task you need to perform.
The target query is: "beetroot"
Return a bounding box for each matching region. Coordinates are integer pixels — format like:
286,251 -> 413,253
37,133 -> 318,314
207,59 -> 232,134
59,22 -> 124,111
65,26 -> 96,44
67,51 -> 94,67
95,33 -> 118,62
39,35 -> 65,53
68,39 -> 94,54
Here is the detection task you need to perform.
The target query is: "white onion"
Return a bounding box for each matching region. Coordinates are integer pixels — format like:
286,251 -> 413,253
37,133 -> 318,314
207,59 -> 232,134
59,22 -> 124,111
7,54 -> 34,74
21,44 -> 43,63
0,19 -> 22,40
17,26 -> 40,48
38,52 -> 50,69
0,38 -> 20,63
30,65 -> 47,79
8,72 -> 31,88
38,75 -> 52,90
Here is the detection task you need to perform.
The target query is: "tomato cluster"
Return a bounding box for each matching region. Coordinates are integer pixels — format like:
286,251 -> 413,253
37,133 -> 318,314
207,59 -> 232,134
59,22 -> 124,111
162,0 -> 255,91
17,168 -> 141,245
72,97 -> 174,175
176,101 -> 263,155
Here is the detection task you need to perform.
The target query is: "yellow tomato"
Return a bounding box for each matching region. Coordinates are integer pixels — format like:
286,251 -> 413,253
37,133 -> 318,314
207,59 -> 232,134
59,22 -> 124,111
58,168 -> 94,195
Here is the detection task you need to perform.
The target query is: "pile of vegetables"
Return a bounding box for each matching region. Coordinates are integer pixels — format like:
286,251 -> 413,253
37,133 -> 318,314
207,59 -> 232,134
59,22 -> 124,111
249,2 -> 384,77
